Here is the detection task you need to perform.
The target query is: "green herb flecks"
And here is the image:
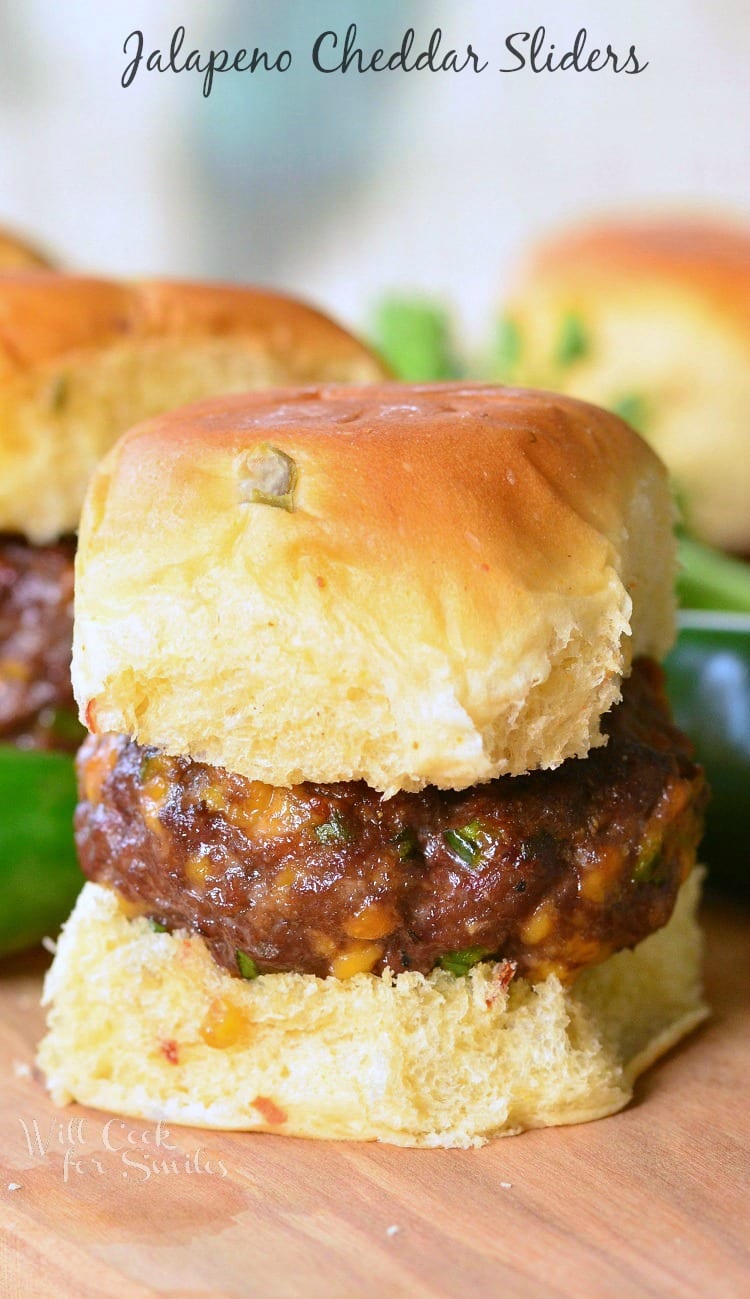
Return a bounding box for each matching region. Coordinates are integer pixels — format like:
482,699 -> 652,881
314,809 -> 351,845
236,950 -> 260,979
611,392 -> 648,433
443,819 -> 489,870
555,312 -> 589,366
239,443 -> 298,512
149,918 -> 168,934
439,946 -> 489,977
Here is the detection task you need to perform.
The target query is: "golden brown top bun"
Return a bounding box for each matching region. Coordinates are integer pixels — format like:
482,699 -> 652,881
0,275 -> 386,542
496,216 -> 750,551
73,383 -> 675,794
0,225 -> 55,271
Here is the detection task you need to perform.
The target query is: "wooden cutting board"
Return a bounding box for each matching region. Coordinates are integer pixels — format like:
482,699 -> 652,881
0,897 -> 748,1299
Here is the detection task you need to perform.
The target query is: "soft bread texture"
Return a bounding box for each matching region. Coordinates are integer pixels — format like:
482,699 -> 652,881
0,276 -> 386,542
73,383 -> 676,792
0,227 -> 54,271
497,218 -> 750,551
38,874 -> 707,1148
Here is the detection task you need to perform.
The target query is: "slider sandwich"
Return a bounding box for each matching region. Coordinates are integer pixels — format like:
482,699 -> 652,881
0,275 -> 384,951
493,218 -> 750,553
40,383 -> 708,1147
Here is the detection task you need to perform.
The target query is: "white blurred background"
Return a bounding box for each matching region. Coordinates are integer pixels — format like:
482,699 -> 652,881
0,0 -> 748,338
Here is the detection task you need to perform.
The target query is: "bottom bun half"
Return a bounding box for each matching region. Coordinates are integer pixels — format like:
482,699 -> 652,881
38,874 -> 707,1148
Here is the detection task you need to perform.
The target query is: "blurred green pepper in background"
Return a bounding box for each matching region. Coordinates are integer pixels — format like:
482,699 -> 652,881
669,535 -> 750,895
677,536 -> 750,614
665,614 -> 750,895
371,297 -> 463,381
0,746 -> 84,956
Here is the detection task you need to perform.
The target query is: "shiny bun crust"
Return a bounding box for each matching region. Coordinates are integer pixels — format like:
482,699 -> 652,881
0,226 -> 55,271
500,218 -> 750,551
0,276 -> 386,542
74,382 -> 675,792
38,874 -> 707,1147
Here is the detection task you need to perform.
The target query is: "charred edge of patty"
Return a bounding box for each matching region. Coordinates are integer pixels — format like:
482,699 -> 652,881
75,659 -> 707,984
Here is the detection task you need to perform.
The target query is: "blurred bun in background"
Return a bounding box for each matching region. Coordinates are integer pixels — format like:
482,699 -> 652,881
0,275 -> 386,545
492,217 -> 750,554
0,224 -> 55,271
0,272 -> 387,954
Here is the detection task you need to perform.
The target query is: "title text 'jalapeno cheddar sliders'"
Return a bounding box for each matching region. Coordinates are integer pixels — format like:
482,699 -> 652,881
40,383 -> 708,1147
0,275 -> 385,954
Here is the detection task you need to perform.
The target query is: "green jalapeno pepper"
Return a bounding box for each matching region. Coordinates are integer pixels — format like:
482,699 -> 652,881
665,613 -> 750,896
0,745 -> 85,956
371,298 -> 462,381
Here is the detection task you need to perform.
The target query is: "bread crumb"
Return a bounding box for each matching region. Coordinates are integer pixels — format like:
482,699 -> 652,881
500,1181 -> 513,1189
386,1225 -> 401,1238
8,1183 -> 21,1192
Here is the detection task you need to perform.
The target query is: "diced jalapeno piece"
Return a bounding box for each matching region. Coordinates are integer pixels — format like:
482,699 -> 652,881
236,950 -> 260,979
314,809 -> 351,845
439,946 -> 489,976
443,819 -> 487,869
393,826 -> 419,860
239,444 -> 298,511
632,844 -> 662,885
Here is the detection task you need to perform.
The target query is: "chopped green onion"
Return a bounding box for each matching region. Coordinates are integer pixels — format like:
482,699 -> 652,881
443,820 -> 487,869
236,950 -> 260,979
314,809 -> 351,845
392,826 -> 420,860
239,443 -> 297,512
492,315 -> 522,380
611,392 -> 648,433
555,312 -> 589,366
439,946 -> 489,976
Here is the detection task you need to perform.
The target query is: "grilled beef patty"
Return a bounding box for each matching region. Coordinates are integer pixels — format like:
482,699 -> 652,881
75,659 -> 706,982
0,535 -> 83,751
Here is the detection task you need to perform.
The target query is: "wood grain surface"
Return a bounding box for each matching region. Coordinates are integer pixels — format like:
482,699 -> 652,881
0,897 -> 748,1299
